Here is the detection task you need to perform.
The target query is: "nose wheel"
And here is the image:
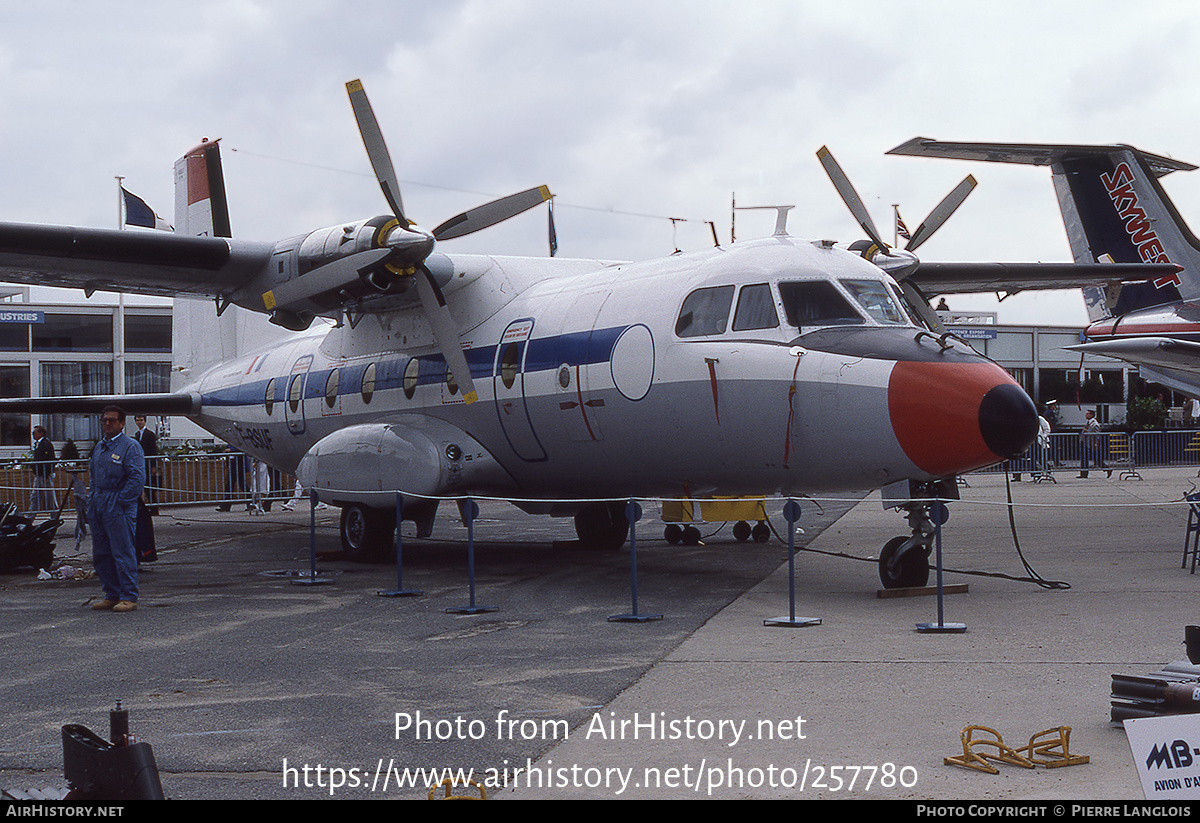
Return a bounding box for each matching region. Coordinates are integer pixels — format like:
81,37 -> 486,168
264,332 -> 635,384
878,501 -> 935,589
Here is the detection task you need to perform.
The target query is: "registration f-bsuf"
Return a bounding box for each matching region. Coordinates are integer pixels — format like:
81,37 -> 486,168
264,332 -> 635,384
5,82 -> 1156,590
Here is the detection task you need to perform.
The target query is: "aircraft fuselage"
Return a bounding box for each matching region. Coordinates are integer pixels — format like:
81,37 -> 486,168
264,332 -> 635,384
185,235 -> 1036,511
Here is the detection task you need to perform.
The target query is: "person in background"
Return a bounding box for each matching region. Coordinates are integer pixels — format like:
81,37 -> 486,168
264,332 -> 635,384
29,425 -> 55,514
133,415 -> 159,516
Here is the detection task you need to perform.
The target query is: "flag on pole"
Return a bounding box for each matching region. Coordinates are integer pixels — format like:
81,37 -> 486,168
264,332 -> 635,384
122,187 -> 173,231
895,210 -> 911,243
548,197 -> 558,258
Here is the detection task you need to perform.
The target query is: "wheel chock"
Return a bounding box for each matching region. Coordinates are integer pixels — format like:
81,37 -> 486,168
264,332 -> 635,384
944,726 -> 1034,774
945,725 -> 1089,774
1016,726 -> 1089,768
427,777 -> 487,800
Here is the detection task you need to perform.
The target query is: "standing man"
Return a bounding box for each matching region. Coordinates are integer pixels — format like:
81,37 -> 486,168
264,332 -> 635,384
1079,409 -> 1111,479
89,406 -> 144,613
133,415 -> 159,515
30,425 -> 55,513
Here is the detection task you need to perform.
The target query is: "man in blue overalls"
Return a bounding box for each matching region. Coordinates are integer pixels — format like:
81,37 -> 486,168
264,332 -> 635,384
89,406 -> 144,613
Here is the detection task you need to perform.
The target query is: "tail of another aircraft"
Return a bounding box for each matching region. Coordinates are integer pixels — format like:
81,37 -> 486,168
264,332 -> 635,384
887,140 -> 1200,319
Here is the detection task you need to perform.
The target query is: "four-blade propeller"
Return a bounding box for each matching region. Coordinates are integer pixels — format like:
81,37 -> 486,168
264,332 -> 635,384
817,145 -> 976,259
817,145 -> 976,331
345,79 -> 552,404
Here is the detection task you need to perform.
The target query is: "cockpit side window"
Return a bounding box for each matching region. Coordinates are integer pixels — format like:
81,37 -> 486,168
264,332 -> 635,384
778,281 -> 864,328
732,283 -> 779,331
839,279 -> 906,324
675,285 -> 735,337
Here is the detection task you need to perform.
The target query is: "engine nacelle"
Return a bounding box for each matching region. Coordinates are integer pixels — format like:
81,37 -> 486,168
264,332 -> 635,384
238,216 -> 439,325
296,419 -> 514,508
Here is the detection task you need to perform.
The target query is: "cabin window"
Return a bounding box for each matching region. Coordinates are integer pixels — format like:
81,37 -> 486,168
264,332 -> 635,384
361,362 -> 376,404
403,358 -> 418,400
675,285 -> 734,338
732,283 -> 779,331
288,374 -> 304,413
840,279 -> 906,324
778,281 -> 863,328
264,378 -> 275,416
324,369 -> 340,408
500,343 -> 521,389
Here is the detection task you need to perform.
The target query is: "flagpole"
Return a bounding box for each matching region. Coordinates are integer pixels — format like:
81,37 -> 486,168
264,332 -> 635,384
114,176 -> 125,395
892,203 -> 899,247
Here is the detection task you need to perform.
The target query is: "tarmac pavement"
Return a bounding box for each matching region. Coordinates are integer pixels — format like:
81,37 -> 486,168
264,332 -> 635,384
2,466 -> 1198,800
508,466 -> 1200,799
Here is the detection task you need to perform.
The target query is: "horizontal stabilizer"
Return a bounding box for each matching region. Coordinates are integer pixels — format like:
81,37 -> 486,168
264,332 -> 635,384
0,393 -> 200,416
1067,338 -> 1200,375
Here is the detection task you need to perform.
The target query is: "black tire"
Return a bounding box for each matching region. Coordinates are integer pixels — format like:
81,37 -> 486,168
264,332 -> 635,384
878,535 -> 929,589
732,521 -> 752,542
573,501 -> 629,551
664,524 -> 683,545
339,504 -> 396,562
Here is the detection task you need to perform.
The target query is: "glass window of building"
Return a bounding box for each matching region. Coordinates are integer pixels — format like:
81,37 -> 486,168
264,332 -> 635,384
0,365 -> 29,446
125,362 -> 171,394
124,315 -> 172,353
41,362 -> 113,441
33,313 -> 113,352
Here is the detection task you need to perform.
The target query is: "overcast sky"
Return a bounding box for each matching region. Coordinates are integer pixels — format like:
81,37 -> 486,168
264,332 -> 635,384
2,0 -> 1199,322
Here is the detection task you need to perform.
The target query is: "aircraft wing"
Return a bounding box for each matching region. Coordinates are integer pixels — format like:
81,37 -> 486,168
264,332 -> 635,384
1067,338 -> 1200,375
0,222 -> 273,299
908,261 -> 1182,297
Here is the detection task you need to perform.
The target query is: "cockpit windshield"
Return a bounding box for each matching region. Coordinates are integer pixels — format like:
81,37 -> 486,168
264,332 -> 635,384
839,278 -> 907,325
778,281 -> 864,328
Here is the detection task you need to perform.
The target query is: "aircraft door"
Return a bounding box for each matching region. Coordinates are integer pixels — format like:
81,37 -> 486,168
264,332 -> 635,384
493,319 -> 547,462
285,355 -> 313,435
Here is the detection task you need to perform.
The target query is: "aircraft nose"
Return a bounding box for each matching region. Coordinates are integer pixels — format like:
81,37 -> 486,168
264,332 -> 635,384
888,361 -> 1038,477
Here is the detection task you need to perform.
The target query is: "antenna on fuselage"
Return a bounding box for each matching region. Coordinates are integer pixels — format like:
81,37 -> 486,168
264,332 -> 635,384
733,204 -> 795,237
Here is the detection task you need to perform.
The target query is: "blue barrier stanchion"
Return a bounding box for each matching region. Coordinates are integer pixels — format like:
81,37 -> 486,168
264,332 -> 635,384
446,497 -> 497,615
917,499 -> 965,633
379,492 -> 422,598
291,488 -> 333,586
764,499 -> 820,628
609,499 -> 662,623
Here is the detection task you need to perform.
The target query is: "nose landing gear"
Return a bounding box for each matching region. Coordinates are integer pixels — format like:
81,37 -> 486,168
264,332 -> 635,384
879,479 -> 956,589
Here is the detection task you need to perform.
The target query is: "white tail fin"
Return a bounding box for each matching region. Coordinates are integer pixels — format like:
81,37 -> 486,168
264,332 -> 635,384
170,139 -> 288,389
173,139 -> 231,238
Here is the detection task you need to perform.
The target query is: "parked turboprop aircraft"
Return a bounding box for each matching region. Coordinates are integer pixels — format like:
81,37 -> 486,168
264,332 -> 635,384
7,83 -> 1169,589
888,138 -> 1200,397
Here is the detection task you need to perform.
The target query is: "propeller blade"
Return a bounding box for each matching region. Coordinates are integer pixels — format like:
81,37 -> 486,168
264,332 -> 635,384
817,146 -> 887,251
896,279 -> 945,333
346,79 -> 408,225
414,267 -> 477,404
905,175 -> 977,251
432,186 -> 552,241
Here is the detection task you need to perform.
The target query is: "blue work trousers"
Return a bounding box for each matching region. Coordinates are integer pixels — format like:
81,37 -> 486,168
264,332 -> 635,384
91,499 -> 138,602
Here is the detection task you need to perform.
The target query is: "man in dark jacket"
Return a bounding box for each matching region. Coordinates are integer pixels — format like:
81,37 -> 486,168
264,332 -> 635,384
30,425 -> 55,513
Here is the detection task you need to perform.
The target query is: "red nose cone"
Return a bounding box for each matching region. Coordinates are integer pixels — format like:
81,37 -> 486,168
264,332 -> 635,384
888,361 -> 1038,476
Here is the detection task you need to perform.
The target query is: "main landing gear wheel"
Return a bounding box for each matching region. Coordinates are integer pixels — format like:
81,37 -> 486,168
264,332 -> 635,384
339,503 -> 396,562
878,535 -> 930,589
574,501 -> 629,551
